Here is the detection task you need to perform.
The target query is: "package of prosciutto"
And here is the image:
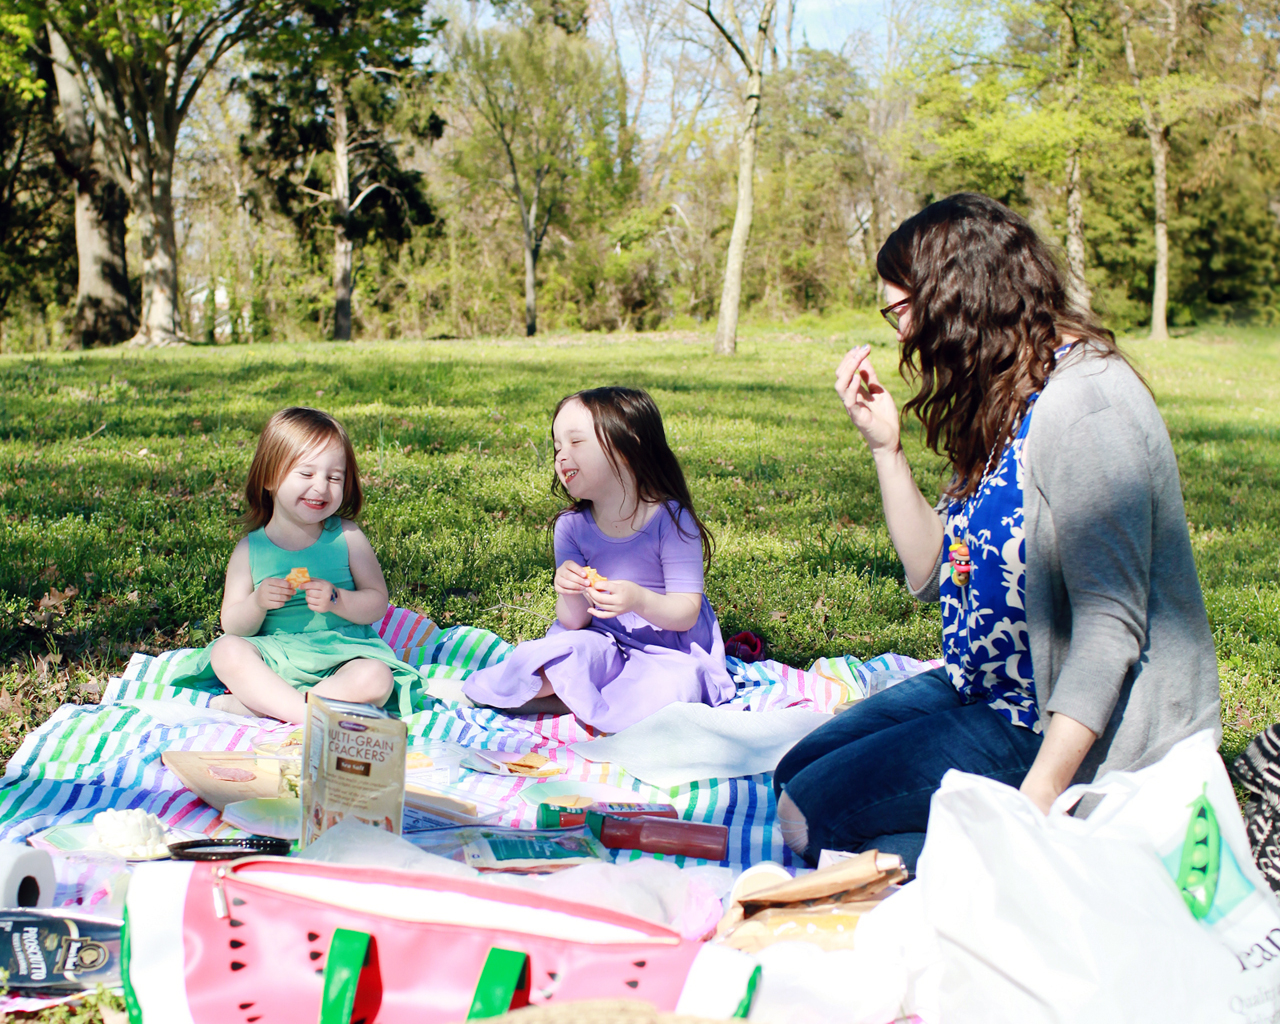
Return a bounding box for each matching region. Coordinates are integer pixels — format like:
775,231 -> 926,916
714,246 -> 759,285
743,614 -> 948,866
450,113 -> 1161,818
0,910 -> 122,991
301,693 -> 407,847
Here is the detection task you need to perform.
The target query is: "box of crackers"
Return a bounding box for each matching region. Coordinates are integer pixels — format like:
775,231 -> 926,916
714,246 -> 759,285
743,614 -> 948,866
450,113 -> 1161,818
301,693 -> 407,847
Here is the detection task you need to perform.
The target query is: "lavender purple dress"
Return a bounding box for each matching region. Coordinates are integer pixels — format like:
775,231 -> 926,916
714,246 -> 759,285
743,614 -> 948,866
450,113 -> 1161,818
462,502 -> 735,732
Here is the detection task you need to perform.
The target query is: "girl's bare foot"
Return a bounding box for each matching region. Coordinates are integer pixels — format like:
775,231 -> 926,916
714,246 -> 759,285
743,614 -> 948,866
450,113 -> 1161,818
210,693 -> 254,717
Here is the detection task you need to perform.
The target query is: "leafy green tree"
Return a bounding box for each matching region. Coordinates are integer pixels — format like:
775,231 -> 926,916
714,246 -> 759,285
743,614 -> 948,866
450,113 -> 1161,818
241,0 -> 440,340
450,19 -> 619,336
906,0 -> 1123,312
754,48 -> 875,313
1115,0 -> 1224,338
5,0 -> 279,346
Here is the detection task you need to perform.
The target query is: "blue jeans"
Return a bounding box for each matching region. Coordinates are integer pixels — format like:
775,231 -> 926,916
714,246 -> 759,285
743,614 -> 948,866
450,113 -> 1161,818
774,667 -> 1043,872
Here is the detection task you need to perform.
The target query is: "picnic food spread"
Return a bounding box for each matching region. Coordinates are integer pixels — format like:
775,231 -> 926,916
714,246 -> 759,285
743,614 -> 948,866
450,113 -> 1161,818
3,605 -> 1250,1022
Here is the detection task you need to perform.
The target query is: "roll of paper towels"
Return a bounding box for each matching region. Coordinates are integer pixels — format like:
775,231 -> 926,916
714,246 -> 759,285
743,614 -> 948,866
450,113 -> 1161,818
0,844 -> 55,908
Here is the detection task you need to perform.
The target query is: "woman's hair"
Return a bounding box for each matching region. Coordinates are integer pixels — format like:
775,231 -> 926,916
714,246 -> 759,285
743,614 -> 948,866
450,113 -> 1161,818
551,386 -> 713,566
241,407 -> 362,532
877,192 -> 1124,500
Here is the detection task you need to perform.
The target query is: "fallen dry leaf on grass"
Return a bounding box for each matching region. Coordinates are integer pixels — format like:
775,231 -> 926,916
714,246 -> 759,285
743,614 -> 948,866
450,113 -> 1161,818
37,586 -> 79,612
36,652 -> 63,679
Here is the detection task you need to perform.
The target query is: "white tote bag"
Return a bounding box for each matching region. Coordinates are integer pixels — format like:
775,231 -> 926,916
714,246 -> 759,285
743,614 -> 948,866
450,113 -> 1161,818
915,730 -> 1280,1024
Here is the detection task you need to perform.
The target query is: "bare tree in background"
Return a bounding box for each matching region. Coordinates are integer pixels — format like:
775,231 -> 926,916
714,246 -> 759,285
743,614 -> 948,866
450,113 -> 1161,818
689,0 -> 778,355
846,0 -> 921,298
451,23 -> 612,336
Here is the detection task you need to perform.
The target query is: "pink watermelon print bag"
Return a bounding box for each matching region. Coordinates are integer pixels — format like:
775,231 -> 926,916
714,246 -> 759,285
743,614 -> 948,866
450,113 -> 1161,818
121,858 -> 758,1023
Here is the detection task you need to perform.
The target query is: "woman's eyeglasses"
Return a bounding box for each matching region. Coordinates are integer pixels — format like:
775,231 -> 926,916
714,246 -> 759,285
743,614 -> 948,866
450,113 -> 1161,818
880,297 -> 910,330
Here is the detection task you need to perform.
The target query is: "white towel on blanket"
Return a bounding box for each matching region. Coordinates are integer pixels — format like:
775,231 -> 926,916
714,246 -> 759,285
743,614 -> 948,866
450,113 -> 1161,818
572,703 -> 832,787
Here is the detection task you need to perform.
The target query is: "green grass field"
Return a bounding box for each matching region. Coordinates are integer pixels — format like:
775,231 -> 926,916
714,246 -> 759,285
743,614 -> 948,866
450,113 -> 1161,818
1,324 -> 1278,766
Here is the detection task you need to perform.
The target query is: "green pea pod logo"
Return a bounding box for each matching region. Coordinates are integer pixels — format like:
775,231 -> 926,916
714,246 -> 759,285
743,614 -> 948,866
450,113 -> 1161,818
1175,788 -> 1220,920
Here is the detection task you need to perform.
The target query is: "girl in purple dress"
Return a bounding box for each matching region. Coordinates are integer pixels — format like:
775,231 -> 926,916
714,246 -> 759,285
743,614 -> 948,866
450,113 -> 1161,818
462,387 -> 735,732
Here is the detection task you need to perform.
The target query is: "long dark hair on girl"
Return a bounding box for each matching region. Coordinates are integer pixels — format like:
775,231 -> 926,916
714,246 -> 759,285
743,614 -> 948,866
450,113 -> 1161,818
877,192 -> 1126,501
551,387 -> 714,566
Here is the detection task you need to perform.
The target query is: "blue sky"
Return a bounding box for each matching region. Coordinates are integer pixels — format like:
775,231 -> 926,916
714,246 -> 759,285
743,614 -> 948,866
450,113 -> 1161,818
789,0 -> 881,53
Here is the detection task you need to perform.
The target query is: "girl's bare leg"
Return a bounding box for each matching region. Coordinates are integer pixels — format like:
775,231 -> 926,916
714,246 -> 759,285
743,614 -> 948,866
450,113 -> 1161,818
208,635 -> 308,723
311,658 -> 394,707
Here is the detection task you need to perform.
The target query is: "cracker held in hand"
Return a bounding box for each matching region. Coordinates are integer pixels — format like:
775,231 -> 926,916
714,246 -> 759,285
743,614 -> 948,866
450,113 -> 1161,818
285,566 -> 311,588
583,567 -> 608,586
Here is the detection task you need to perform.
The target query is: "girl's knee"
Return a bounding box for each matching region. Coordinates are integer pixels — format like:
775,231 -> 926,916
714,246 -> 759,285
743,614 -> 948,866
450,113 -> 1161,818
209,634 -> 254,668
348,660 -> 394,705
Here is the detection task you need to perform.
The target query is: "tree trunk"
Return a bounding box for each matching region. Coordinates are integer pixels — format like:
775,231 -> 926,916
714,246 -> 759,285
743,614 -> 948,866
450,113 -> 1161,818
448,206 -> 460,337
1064,147 -> 1092,313
48,27 -> 135,348
1148,128 -> 1170,340
1119,3 -> 1171,342
522,237 -> 538,337
332,83 -> 353,341
713,68 -> 762,357
133,175 -> 182,346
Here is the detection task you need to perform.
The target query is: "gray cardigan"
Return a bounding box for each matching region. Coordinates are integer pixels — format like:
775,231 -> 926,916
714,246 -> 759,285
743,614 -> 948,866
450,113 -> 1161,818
909,346 -> 1221,783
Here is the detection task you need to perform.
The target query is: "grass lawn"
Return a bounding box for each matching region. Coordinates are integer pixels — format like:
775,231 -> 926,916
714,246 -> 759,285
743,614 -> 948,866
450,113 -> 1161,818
3,325 -> 1279,759
0,323 -> 1277,1017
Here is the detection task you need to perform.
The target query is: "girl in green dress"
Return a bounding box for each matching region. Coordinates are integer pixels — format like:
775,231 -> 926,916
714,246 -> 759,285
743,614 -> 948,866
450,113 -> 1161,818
169,406 -> 421,722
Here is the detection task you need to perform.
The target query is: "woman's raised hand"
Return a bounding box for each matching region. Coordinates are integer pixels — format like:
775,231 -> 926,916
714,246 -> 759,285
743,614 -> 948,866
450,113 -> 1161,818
835,345 -> 900,456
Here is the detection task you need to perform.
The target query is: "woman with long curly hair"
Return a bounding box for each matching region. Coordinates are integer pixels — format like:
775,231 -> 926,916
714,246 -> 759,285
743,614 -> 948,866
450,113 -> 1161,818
774,193 -> 1220,871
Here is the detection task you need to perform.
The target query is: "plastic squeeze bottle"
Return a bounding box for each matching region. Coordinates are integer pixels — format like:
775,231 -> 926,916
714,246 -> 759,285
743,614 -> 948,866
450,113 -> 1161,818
585,811 -> 728,860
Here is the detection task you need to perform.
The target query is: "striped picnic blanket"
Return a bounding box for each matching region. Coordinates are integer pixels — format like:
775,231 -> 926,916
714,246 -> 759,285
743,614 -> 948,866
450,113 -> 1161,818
0,607 -> 939,871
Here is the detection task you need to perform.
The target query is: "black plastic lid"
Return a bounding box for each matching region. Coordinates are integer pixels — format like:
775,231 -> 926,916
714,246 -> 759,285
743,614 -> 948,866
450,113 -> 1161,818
167,837 -> 292,861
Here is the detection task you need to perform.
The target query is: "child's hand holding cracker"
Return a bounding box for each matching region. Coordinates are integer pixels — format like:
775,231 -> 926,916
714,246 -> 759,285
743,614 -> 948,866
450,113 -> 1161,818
586,577 -> 641,619
299,577 -> 338,612
254,577 -> 295,611
554,560 -> 593,597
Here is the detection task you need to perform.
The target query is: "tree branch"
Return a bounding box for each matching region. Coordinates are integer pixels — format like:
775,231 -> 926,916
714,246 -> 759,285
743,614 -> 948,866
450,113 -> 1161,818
685,0 -> 750,69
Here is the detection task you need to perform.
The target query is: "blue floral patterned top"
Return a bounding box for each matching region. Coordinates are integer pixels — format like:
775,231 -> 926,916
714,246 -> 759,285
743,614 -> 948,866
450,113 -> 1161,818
937,352 -> 1070,733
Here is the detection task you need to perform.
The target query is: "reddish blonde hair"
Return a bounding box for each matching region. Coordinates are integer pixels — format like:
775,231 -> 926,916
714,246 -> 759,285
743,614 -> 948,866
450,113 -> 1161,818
241,407 -> 362,532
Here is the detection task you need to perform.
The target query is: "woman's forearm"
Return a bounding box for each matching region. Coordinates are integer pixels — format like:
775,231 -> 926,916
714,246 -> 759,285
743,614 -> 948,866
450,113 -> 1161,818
1020,713 -> 1097,813
873,447 -> 945,592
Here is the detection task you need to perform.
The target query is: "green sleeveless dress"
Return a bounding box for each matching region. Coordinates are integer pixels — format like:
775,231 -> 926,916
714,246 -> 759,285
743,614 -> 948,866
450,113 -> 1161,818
158,517 -> 421,716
